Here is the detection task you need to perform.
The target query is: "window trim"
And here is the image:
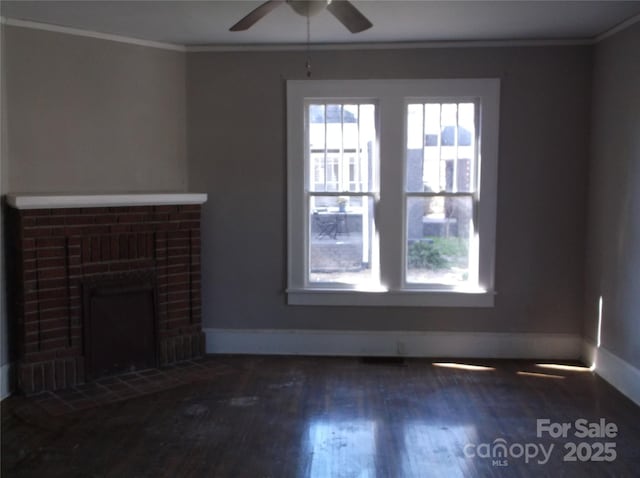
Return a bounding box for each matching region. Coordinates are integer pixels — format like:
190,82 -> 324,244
287,79 -> 500,307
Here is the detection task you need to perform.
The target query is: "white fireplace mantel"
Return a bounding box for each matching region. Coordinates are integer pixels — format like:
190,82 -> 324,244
7,193 -> 208,210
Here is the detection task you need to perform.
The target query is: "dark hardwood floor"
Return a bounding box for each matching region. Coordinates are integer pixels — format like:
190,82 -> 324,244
2,355 -> 639,477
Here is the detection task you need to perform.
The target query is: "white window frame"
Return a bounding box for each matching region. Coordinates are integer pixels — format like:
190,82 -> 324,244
287,79 -> 499,307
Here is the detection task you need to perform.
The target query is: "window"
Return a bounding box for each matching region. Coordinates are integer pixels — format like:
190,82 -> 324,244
287,80 -> 499,307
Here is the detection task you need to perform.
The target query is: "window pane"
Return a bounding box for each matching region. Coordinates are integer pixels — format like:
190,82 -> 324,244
406,102 -> 476,193
309,103 -> 375,193
309,195 -> 375,285
406,196 -> 473,285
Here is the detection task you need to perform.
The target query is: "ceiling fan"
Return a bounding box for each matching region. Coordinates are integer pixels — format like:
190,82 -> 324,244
229,0 -> 373,34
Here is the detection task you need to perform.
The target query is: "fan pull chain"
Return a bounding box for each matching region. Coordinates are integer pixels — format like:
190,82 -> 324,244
306,15 -> 312,78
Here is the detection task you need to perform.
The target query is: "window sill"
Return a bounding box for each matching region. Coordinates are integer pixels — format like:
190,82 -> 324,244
287,288 -> 495,307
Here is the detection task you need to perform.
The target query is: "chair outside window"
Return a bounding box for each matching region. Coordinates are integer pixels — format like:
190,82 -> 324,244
313,211 -> 338,239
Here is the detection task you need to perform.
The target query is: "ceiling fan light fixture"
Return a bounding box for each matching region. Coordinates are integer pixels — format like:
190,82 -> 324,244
288,0 -> 331,18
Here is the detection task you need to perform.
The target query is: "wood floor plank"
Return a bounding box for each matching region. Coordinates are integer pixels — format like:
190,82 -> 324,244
2,356 -> 639,477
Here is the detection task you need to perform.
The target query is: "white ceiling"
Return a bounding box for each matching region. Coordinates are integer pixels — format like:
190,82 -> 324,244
2,1 -> 640,47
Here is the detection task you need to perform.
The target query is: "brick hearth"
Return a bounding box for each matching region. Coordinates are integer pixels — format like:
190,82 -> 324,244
6,195 -> 207,394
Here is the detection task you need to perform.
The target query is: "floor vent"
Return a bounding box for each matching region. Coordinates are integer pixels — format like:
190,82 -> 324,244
360,357 -> 407,366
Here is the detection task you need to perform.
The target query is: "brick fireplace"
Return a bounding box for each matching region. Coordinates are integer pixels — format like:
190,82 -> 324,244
5,194 -> 207,394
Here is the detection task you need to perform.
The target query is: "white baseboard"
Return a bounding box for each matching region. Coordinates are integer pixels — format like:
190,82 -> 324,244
582,341 -> 640,407
205,329 -> 582,360
1,362 -> 13,400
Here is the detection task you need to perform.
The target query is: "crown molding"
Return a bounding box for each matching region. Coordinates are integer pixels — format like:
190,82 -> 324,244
0,17 -> 185,52
186,38 -> 593,53
595,11 -> 640,43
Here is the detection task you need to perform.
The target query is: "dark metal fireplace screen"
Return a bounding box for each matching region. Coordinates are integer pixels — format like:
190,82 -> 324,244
82,272 -> 158,381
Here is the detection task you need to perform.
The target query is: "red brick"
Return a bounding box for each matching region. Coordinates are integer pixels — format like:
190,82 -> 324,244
101,237 -> 111,261
37,257 -> 66,269
154,205 -> 178,214
137,234 -> 147,257
39,337 -> 69,351
36,248 -> 65,260
131,223 -> 156,233
26,343 -> 47,357
110,224 -> 131,234
83,207 -> 109,214
179,205 -> 201,213
65,215 -> 92,225
168,230 -> 190,239
38,297 -> 69,310
38,278 -> 67,290
118,235 -> 129,258
118,213 -> 149,223
21,209 -> 50,217
147,234 -> 154,257
180,221 -> 200,232
169,212 -> 201,221
108,207 -> 129,213
128,235 -> 138,258
21,238 -> 37,249
152,213 -> 170,222
154,222 -> 180,232
23,270 -> 37,282
23,250 -> 37,260
37,267 -> 67,280
167,301 -> 190,312
55,347 -> 82,359
94,214 -> 115,224
38,308 -> 68,321
24,227 -> 55,238
82,237 -> 91,262
51,208 -> 81,215
48,291 -> 70,304
64,226 -> 86,236
110,236 -> 120,259
167,264 -> 189,275
166,247 -> 189,257
84,225 -> 109,236
39,318 -> 69,331
109,262 -> 131,273
83,264 -> 108,275
167,309 -> 189,321
36,216 -> 66,226
24,350 -> 59,364
91,237 -> 100,261
25,329 -> 66,342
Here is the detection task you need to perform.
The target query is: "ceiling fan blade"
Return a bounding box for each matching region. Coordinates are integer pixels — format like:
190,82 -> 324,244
326,0 -> 372,33
230,0 -> 286,31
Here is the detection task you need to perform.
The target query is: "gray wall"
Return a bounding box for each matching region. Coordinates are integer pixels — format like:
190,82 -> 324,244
187,47 -> 592,333
584,22 -> 640,369
4,26 -> 187,193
